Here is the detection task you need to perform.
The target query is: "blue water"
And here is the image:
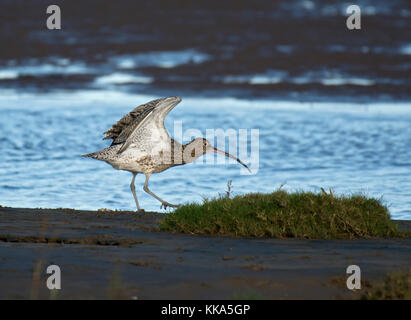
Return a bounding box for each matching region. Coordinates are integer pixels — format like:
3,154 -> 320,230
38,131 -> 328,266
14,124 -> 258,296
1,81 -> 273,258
1,0 -> 411,219
0,89 -> 410,219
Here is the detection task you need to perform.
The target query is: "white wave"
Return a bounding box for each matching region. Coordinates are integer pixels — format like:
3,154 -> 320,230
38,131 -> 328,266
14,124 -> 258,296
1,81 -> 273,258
0,70 -> 18,80
94,73 -> 153,85
321,78 -> 375,86
0,59 -> 90,77
400,44 -> 411,55
111,49 -> 211,69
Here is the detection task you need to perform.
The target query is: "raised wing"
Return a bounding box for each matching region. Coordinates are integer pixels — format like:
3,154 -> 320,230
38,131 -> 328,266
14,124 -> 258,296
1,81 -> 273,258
103,98 -> 162,146
104,97 -> 182,154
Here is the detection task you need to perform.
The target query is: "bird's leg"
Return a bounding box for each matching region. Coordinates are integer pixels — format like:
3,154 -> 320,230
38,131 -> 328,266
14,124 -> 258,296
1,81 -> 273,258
143,174 -> 180,209
130,173 -> 144,212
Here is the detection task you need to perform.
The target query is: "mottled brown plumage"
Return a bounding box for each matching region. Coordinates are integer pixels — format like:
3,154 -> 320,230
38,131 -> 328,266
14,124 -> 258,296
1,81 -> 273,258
103,98 -> 162,145
83,96 -> 250,212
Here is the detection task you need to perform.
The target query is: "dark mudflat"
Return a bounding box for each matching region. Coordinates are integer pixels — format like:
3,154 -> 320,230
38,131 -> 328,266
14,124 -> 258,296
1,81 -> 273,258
0,207 -> 410,299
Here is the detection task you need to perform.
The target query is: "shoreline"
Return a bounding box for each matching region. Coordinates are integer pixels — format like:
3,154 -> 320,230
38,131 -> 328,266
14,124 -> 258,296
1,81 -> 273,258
0,207 -> 410,299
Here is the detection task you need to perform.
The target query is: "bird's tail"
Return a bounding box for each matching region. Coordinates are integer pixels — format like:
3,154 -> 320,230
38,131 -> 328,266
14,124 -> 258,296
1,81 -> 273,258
82,147 -> 116,160
82,151 -> 98,159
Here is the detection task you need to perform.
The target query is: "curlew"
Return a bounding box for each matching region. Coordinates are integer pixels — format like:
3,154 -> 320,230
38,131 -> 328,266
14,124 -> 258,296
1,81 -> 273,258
82,96 -> 250,211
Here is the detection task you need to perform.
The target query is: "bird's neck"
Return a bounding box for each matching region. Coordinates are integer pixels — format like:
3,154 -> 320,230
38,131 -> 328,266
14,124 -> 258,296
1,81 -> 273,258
171,139 -> 202,165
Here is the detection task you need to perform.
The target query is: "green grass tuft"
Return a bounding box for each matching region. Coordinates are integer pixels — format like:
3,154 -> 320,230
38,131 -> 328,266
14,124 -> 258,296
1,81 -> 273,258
160,190 -> 403,239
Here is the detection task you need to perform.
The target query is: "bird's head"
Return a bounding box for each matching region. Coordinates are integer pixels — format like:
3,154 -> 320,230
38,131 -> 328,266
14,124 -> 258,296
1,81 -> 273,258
183,138 -> 251,172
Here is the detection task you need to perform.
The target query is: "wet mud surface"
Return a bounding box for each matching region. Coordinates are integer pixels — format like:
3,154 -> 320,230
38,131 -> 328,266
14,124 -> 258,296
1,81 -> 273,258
0,207 -> 410,299
1,0 -> 411,102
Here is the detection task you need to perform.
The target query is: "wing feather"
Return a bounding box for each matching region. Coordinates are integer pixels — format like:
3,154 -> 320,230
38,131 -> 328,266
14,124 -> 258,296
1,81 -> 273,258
103,98 -> 162,146
103,97 -> 181,154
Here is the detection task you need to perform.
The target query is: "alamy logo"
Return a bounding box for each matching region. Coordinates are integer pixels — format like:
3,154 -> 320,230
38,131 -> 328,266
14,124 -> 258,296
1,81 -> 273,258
346,5 -> 361,30
46,5 -> 61,30
161,121 -> 259,174
346,265 -> 361,290
46,265 -> 61,290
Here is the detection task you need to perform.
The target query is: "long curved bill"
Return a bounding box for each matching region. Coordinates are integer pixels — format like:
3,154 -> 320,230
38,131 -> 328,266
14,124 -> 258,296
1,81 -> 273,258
213,148 -> 251,173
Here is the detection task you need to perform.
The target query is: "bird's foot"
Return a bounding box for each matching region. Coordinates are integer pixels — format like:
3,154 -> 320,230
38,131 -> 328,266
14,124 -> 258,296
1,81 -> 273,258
160,202 -> 180,210
136,209 -> 145,213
